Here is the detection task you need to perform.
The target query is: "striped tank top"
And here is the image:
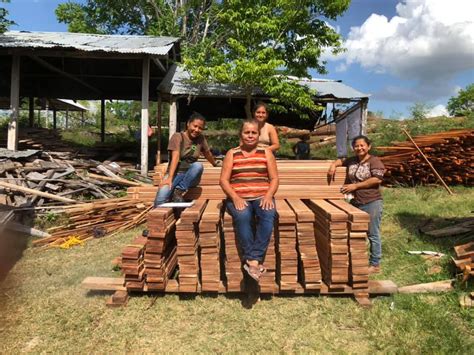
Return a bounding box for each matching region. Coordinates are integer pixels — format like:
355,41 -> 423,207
230,147 -> 270,200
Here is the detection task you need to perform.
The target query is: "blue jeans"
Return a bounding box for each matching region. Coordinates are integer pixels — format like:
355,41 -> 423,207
358,199 -> 383,266
153,162 -> 204,207
225,198 -> 276,262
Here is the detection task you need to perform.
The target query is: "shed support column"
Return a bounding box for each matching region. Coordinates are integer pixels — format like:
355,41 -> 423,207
65,109 -> 69,129
169,97 -> 177,139
29,97 -> 34,127
100,99 -> 105,143
53,109 -> 57,130
7,55 -> 20,150
45,100 -> 49,128
156,95 -> 162,165
361,98 -> 368,135
140,56 -> 150,176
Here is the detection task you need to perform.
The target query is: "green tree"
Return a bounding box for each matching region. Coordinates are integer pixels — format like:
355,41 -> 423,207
409,102 -> 432,120
185,0 -> 350,118
0,0 -> 14,34
447,83 -> 474,117
56,0 -> 220,44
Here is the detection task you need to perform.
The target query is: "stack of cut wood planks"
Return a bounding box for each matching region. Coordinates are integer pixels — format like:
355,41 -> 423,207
379,129 -> 474,186
144,208 -> 177,291
306,200 -> 349,290
33,197 -> 152,248
275,200 -> 299,291
198,200 -> 222,292
222,210 -> 244,292
121,235 -> 147,291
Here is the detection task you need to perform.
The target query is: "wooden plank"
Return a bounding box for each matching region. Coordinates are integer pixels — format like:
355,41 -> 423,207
81,277 -> 126,291
0,180 -> 77,203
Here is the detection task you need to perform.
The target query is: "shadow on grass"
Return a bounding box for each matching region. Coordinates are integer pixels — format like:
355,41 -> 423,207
395,211 -> 474,250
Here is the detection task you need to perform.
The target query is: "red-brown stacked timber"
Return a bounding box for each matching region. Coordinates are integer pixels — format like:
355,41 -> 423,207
199,200 -> 222,292
121,236 -> 147,291
175,200 -> 207,292
275,200 -> 299,291
453,241 -> 474,282
145,208 -> 178,291
306,200 -> 349,289
259,222 -> 278,293
287,199 -> 322,291
379,129 -> 474,186
222,210 -> 244,291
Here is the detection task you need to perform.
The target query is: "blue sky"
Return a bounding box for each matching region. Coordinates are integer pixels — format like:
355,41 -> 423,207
5,0 -> 474,118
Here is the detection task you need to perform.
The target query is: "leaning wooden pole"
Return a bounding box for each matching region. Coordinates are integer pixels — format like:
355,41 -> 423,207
402,128 -> 454,195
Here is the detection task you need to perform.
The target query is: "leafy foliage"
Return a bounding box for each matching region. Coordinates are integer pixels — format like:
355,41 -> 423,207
185,0 -> 350,117
408,102 -> 433,120
447,83 -> 474,117
0,0 -> 14,34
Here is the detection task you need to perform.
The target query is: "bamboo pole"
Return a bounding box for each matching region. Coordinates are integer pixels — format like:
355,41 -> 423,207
402,128 -> 454,195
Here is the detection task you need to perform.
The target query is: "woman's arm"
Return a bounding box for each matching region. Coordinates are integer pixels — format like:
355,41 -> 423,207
267,124 -> 280,152
340,177 -> 382,193
203,149 -> 221,167
160,149 -> 180,187
260,149 -> 279,210
327,158 -> 345,183
219,150 -> 247,210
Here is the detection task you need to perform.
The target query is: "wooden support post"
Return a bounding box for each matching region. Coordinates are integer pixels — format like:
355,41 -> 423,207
65,109 -> 69,129
37,109 -> 41,127
45,99 -> 49,128
7,55 -> 20,150
141,56 -> 150,176
402,128 -> 454,195
169,97 -> 177,139
29,97 -> 34,127
53,109 -> 57,130
100,99 -> 105,143
156,95 -> 162,164
361,98 -> 368,135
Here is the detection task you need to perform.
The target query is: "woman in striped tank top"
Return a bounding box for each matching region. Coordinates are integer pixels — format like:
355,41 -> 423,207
220,119 -> 279,281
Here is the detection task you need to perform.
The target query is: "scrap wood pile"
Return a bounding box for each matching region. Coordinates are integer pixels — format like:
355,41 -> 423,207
0,147 -> 150,208
32,197 -> 153,248
453,241 -> 474,283
378,129 -> 474,186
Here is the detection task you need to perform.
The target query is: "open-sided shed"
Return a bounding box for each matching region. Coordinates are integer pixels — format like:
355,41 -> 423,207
0,31 -> 181,174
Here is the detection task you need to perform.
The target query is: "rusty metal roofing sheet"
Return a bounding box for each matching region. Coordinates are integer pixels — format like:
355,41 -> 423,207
0,31 -> 179,56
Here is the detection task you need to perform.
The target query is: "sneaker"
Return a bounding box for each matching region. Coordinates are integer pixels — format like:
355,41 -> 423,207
172,188 -> 186,202
368,265 -> 381,274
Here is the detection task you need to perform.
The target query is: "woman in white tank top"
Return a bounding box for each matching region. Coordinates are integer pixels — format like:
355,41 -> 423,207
253,102 -> 280,153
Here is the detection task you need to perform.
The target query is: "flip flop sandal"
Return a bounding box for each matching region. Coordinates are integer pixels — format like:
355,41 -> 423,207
243,264 -> 261,282
259,265 -> 267,274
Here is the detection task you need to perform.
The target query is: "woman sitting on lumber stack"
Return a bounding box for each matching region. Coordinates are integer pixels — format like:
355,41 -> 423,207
253,102 -> 280,153
327,135 -> 386,274
154,113 -> 220,206
220,118 -> 279,281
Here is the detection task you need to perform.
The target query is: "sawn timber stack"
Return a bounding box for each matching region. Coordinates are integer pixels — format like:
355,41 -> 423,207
118,160 -> 372,297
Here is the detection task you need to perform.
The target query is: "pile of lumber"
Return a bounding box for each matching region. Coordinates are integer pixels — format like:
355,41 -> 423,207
379,129 -> 474,186
222,210 -> 244,292
453,241 -> 474,282
0,147 -> 149,209
121,235 -> 147,291
32,197 -> 152,248
306,200 -> 349,289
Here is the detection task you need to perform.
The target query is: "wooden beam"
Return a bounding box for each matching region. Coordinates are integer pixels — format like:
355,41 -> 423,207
7,55 -> 20,150
156,95 -> 162,164
141,56 -> 150,176
169,97 -> 177,138
100,99 -> 105,143
28,55 -> 102,95
0,180 -> 77,203
53,109 -> 57,129
28,96 -> 34,127
152,58 -> 167,73
5,48 -> 169,60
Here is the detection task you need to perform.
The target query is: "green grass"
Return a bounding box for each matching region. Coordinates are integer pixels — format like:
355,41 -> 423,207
0,187 -> 473,353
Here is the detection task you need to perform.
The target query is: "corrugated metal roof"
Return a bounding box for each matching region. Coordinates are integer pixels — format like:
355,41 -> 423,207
159,64 -> 369,99
0,31 -> 179,56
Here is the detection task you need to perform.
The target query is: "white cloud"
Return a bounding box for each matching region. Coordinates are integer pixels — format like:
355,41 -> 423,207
427,104 -> 449,117
331,0 -> 474,101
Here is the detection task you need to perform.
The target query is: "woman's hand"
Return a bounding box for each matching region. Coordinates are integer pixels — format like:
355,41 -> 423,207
340,183 -> 358,193
260,195 -> 275,210
232,196 -> 248,210
327,163 -> 337,183
160,176 -> 172,188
